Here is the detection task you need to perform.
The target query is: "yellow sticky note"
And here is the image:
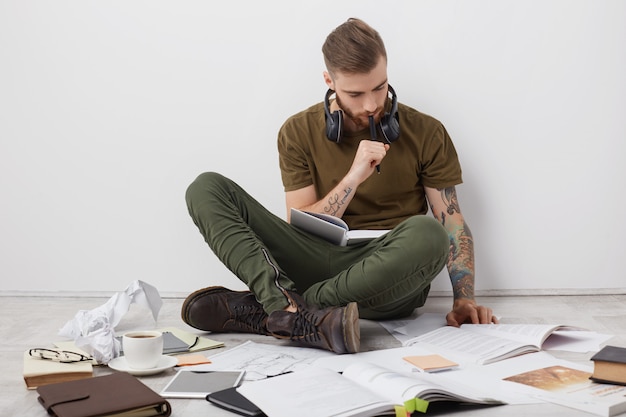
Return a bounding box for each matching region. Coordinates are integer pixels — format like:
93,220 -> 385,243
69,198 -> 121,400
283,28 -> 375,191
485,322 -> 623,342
394,405 -> 407,417
404,398 -> 429,414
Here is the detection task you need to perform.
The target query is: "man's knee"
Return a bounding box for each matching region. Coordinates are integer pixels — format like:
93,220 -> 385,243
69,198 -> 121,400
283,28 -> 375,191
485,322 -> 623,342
185,172 -> 225,206
401,215 -> 449,257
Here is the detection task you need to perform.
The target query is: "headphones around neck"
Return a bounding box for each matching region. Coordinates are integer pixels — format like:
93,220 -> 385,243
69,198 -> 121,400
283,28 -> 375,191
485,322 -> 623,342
324,84 -> 400,144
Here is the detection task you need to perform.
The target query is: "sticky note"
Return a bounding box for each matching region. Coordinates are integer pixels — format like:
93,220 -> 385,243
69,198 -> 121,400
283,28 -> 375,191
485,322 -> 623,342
404,398 -> 429,413
403,354 -> 458,372
394,405 -> 407,417
176,354 -> 211,366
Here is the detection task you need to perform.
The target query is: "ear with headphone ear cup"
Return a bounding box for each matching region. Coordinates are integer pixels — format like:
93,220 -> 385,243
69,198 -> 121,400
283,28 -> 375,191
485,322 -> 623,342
324,89 -> 343,143
379,84 -> 400,143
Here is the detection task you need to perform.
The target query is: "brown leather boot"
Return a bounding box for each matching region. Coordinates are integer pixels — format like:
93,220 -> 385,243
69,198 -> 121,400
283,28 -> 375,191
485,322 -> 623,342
181,286 -> 269,335
266,291 -> 360,354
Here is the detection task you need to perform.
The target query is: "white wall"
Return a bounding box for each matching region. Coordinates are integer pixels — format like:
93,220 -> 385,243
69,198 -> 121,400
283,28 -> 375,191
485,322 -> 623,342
1,0 -> 625,296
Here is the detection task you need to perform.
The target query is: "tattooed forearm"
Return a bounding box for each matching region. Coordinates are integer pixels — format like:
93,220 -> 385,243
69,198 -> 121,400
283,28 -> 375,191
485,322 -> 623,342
429,186 -> 475,300
452,274 -> 474,300
324,187 -> 353,216
441,187 -> 460,216
431,187 -> 460,227
447,221 -> 475,300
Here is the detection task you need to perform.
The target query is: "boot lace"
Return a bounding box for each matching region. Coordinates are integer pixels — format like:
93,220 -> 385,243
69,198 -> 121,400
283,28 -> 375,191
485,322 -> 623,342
233,304 -> 268,334
291,308 -> 321,343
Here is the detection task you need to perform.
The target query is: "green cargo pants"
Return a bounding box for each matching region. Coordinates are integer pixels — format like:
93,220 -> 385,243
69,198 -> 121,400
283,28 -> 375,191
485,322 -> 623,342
185,172 -> 449,320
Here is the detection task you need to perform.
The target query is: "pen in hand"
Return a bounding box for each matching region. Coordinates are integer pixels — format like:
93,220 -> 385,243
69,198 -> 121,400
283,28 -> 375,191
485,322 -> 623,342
369,115 -> 380,174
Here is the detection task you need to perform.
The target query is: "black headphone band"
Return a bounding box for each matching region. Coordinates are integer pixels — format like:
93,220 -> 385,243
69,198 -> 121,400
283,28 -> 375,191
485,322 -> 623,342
379,84 -> 400,144
387,85 -> 398,120
323,88 -> 336,120
324,88 -> 343,143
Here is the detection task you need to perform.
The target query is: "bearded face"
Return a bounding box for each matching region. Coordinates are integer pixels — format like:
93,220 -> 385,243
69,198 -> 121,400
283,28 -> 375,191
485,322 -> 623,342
324,56 -> 390,132
335,94 -> 385,131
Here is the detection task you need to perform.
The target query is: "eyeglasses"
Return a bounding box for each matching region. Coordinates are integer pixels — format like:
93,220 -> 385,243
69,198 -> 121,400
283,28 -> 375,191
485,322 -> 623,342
29,348 -> 92,363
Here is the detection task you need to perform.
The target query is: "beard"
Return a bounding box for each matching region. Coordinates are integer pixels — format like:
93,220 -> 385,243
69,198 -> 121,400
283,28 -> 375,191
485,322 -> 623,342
335,95 -> 383,130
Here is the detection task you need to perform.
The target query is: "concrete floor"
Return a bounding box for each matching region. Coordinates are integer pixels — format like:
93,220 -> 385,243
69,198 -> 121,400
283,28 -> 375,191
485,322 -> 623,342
2,293 -> 625,416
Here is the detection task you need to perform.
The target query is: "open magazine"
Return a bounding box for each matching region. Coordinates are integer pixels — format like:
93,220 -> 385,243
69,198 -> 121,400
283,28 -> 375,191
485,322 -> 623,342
504,365 -> 626,417
290,208 -> 389,246
237,362 -> 504,417
404,324 -> 584,365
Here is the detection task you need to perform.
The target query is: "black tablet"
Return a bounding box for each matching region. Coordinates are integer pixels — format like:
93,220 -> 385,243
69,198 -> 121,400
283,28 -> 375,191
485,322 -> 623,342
207,386 -> 265,417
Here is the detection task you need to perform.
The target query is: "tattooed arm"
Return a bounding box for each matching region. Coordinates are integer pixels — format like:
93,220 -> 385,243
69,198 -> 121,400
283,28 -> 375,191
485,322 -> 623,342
285,139 -> 388,220
425,185 -> 497,326
285,182 -> 355,222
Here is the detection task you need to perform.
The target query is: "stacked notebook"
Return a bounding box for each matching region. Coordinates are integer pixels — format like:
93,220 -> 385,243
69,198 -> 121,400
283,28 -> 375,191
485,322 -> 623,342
23,350 -> 93,389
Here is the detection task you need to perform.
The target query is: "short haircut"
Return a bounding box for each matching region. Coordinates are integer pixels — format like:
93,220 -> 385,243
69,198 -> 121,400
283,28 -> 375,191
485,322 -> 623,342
322,18 -> 387,77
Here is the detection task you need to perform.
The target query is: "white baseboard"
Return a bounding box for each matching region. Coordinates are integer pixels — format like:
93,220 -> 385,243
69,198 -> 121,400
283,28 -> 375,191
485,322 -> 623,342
0,290 -> 194,299
431,288 -> 626,297
1,288 -> 625,299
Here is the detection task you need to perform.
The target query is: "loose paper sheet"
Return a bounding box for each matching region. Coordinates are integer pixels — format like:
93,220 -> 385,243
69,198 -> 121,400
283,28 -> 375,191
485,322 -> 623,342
184,340 -> 336,381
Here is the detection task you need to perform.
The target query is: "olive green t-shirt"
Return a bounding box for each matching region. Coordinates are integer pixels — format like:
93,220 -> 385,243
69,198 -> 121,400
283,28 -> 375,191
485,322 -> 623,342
277,101 -> 462,230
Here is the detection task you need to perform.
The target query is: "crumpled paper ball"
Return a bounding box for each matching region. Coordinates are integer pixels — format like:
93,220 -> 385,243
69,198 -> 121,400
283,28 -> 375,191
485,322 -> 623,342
58,280 -> 162,364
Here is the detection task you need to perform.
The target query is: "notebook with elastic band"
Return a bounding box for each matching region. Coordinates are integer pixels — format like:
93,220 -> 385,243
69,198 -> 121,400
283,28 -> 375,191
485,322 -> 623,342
36,372 -> 171,417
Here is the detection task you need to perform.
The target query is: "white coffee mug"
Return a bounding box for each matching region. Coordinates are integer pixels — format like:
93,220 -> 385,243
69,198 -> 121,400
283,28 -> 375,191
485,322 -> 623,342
122,330 -> 163,369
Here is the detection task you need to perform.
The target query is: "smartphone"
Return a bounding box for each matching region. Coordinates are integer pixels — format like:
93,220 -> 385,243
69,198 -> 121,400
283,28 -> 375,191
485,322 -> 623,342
160,370 -> 245,399
207,386 -> 265,417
